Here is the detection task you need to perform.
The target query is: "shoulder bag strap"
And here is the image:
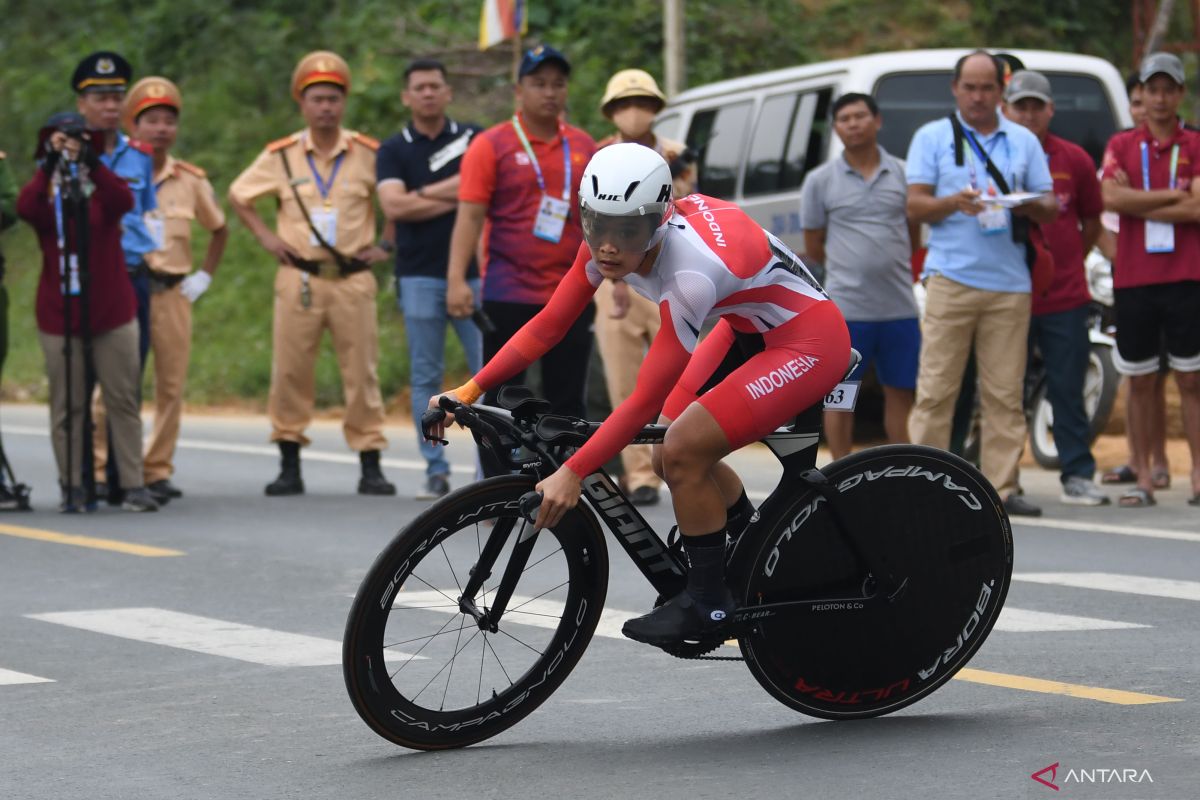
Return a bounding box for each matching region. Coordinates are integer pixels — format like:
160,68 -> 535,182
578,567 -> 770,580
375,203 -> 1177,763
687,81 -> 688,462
277,149 -> 358,273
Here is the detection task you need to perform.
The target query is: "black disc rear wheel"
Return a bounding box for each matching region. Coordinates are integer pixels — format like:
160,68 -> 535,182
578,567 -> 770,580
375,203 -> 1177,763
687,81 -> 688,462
733,445 -> 1012,719
343,475 -> 608,750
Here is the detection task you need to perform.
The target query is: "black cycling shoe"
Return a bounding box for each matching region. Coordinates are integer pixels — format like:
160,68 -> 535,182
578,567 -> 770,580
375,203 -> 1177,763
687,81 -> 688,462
621,589 -> 736,648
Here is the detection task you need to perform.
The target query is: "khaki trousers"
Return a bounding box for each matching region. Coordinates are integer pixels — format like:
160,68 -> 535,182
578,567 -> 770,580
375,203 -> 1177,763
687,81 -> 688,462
908,275 -> 1030,498
92,286 -> 192,483
593,280 -> 661,491
269,266 -> 387,451
40,320 -> 143,489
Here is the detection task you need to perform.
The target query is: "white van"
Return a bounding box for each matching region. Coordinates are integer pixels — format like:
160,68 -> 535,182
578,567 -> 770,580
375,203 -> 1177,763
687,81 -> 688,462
655,48 -> 1133,256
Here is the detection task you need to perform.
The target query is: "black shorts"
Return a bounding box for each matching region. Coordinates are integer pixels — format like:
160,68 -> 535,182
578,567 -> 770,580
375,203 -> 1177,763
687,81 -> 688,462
1113,281 -> 1200,375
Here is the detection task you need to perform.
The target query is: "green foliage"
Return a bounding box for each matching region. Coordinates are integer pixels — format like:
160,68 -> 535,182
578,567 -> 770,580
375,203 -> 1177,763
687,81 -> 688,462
0,0 -> 1141,406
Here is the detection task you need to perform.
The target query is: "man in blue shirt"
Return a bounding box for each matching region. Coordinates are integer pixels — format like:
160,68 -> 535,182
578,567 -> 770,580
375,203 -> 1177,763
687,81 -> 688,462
73,51 -> 157,504
905,50 -> 1058,517
74,51 -> 157,363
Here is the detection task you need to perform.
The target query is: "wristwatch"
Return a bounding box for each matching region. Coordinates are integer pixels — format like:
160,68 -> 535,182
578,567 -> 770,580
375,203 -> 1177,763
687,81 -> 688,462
378,240 -> 395,254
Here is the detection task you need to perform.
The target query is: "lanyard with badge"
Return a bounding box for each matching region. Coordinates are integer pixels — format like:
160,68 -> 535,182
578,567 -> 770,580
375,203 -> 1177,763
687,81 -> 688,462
306,149 -> 344,247
1141,141 -> 1179,253
962,131 -> 1010,236
145,171 -> 170,252
511,115 -> 571,243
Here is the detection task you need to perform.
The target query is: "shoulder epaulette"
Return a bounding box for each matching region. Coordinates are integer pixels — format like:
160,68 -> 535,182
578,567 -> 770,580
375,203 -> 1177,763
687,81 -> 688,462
174,159 -> 207,179
267,133 -> 302,153
351,131 -> 380,151
128,138 -> 154,155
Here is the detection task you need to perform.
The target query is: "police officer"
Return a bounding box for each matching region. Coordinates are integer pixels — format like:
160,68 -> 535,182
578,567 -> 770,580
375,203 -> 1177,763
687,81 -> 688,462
72,51 -> 157,504
122,77 -> 229,502
228,51 -> 394,496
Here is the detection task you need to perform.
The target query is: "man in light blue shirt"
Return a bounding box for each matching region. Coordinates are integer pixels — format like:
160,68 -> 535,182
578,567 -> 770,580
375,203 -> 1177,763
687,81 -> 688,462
905,49 -> 1057,517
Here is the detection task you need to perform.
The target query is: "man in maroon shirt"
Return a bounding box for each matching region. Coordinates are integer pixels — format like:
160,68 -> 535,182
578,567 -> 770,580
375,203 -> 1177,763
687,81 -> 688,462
1003,71 -> 1109,506
1101,53 -> 1200,508
17,114 -> 158,512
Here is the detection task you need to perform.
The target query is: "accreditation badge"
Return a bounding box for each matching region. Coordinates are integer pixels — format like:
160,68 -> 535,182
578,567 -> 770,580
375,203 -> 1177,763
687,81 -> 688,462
309,208 -> 338,246
145,216 -> 166,251
1145,220 -> 1175,253
977,204 -> 1009,236
533,194 -> 569,243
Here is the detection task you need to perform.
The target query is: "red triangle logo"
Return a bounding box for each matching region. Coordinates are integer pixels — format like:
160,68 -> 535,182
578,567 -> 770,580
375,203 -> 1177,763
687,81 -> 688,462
1031,762 -> 1060,791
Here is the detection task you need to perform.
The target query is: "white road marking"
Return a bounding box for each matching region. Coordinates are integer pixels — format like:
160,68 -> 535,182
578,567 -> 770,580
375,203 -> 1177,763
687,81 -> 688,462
0,667 -> 54,686
394,592 -> 1149,637
25,608 -> 422,667
742,490 -> 1200,543
1,424 -> 474,475
994,607 -> 1149,632
1013,572 -> 1200,602
393,590 -> 640,641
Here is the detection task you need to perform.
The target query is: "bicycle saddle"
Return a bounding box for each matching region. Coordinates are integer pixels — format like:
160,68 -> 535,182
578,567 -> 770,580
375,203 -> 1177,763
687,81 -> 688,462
496,385 -> 552,421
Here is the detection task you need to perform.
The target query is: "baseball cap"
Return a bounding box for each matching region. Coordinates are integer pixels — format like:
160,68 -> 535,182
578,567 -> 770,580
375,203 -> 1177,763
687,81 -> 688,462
1005,70 -> 1053,104
1139,52 -> 1185,85
518,45 -> 570,79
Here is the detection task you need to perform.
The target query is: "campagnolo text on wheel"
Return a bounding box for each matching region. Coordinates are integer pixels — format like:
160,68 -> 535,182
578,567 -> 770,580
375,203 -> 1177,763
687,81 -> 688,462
343,144 -> 1014,750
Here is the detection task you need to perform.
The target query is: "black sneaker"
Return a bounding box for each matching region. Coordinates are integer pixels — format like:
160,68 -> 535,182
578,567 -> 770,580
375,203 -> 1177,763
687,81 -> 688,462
148,479 -> 183,500
59,486 -> 88,514
121,487 -> 160,512
0,484 -> 21,511
630,485 -> 660,506
622,589 -> 735,647
415,474 -> 450,500
1003,493 -> 1043,517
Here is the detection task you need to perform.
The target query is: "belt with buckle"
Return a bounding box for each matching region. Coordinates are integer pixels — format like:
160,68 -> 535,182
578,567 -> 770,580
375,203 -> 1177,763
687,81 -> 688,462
289,257 -> 369,279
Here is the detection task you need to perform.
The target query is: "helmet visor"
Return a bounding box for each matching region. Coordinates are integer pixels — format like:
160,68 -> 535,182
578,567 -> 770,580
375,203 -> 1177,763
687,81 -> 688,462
580,205 -> 661,254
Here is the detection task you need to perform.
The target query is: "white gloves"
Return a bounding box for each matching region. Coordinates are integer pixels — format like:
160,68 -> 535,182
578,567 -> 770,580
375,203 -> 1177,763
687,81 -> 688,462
180,271 -> 212,303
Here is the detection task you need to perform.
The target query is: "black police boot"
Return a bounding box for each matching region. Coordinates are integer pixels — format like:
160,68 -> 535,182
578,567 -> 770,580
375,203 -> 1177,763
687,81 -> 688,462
357,450 -> 396,496
622,530 -> 735,647
265,441 -> 304,496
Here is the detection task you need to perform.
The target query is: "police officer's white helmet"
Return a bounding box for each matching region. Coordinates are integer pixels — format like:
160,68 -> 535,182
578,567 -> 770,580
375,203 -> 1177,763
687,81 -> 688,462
579,143 -> 675,253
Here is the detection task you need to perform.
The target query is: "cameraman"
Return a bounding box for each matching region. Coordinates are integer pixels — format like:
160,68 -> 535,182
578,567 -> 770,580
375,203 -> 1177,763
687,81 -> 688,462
16,113 -> 158,512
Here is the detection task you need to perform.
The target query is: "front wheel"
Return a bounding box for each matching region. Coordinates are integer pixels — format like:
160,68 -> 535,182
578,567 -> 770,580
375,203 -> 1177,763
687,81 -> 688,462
732,445 -> 1012,720
343,475 -> 609,750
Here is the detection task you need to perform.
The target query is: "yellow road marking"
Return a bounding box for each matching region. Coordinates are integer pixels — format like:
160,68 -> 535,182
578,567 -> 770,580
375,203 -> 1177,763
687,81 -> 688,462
0,523 -> 183,558
954,668 -> 1182,705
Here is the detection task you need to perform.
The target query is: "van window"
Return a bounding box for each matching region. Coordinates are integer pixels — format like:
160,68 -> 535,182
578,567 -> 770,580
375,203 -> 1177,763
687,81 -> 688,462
654,113 -> 683,143
686,101 -> 753,198
743,88 -> 833,196
874,71 -> 1117,167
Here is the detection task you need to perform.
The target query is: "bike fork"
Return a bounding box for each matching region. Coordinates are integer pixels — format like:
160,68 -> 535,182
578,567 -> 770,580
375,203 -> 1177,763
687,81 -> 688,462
457,516 -> 541,632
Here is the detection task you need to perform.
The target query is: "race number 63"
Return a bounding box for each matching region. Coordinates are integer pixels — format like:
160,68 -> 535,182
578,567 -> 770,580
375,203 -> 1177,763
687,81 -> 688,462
823,381 -> 860,411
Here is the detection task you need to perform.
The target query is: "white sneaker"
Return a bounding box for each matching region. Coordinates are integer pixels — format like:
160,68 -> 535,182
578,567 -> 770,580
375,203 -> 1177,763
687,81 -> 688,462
1061,476 -> 1110,506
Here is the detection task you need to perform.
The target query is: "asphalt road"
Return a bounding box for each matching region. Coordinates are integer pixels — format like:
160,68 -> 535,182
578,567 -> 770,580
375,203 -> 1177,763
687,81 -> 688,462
0,404 -> 1197,800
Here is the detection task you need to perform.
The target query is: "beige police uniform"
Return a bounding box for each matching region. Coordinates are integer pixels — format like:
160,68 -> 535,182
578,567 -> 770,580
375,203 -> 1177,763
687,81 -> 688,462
228,126 -> 386,451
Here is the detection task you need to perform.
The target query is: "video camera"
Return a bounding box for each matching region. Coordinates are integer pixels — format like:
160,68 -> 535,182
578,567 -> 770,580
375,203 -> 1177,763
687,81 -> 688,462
668,146 -> 699,180
34,111 -> 102,168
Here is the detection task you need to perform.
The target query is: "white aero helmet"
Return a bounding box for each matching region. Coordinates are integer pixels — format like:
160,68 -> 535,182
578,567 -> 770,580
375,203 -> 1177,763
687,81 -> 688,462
579,142 -> 674,254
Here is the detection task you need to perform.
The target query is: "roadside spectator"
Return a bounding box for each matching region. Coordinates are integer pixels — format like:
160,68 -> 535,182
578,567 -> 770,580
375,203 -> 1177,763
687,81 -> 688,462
1003,71 -> 1109,505
18,114 -> 158,512
1100,72 -> 1172,491
801,92 -> 920,458
0,146 -> 27,509
377,59 -> 483,500
122,77 -> 229,504
228,51 -> 394,497
1100,53 -> 1200,508
446,45 -> 598,419
592,67 -> 694,506
905,50 -> 1058,517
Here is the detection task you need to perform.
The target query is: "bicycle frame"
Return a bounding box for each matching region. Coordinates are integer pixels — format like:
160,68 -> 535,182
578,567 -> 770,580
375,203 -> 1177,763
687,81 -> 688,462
439,393 -> 903,636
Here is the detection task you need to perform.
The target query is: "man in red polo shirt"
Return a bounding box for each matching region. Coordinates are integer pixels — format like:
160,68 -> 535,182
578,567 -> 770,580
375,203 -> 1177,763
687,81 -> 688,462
1101,52 -> 1200,508
1003,70 -> 1109,506
446,45 -> 598,417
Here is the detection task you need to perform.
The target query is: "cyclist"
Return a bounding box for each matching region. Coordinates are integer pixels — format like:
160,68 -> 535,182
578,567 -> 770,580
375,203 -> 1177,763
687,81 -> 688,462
428,143 -> 850,645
